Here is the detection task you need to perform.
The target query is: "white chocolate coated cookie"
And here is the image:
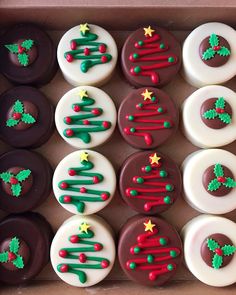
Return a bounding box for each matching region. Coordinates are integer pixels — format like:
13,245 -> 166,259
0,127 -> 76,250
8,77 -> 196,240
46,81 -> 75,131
57,23 -> 118,86
53,150 -> 116,215
182,22 -> 236,87
181,215 -> 236,287
55,86 -> 117,149
182,85 -> 236,148
50,215 -> 116,287
182,149 -> 236,214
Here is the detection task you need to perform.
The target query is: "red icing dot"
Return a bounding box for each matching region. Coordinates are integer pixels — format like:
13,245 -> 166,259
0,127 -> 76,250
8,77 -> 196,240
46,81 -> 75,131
215,248 -> 223,256
149,272 -> 156,281
92,108 -> 100,115
66,54 -> 73,62
65,117 -> 72,124
94,243 -> 102,251
101,260 -> 109,268
59,250 -> 68,258
10,177 -> 18,185
83,119 -> 90,125
216,108 -> 225,114
79,253 -> 87,263
70,235 -> 79,243
80,187 -> 87,193
217,177 -> 226,183
13,112 -> 22,120
213,46 -> 221,51
60,182 -> 68,189
63,196 -> 71,203
8,252 -> 17,262
84,48 -> 90,56
18,45 -> 25,54
101,55 -> 108,63
144,134 -> 152,146
66,129 -> 74,137
60,264 -> 68,273
101,193 -> 109,201
144,203 -> 151,212
102,121 -> 110,129
68,169 -> 76,176
70,41 -> 77,50
137,235 -> 145,243
93,176 -> 99,184
73,105 -> 81,112
130,246 -> 135,255
99,44 -> 106,53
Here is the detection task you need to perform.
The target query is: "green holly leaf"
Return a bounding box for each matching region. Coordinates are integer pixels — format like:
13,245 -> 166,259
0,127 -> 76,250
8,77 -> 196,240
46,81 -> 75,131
9,237 -> 20,254
0,172 -> 13,183
13,255 -> 24,269
214,163 -> 224,178
11,183 -> 22,197
202,109 -> 217,119
21,113 -> 36,124
6,118 -> 19,127
21,39 -> 34,50
207,238 -> 220,251
202,47 -> 216,60
13,100 -> 24,113
0,251 -> 9,263
208,178 -> 221,191
218,113 -> 232,124
4,44 -> 18,53
222,244 -> 236,256
223,177 -> 236,188
16,169 -> 31,182
215,97 -> 225,109
209,33 -> 219,47
18,52 -> 29,66
212,253 -> 223,269
217,46 -> 231,57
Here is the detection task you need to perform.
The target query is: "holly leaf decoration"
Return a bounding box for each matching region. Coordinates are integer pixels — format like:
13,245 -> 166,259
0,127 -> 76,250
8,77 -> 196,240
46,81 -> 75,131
203,109 -> 217,119
9,237 -> 20,254
218,113 -> 232,124
16,169 -> 31,182
6,118 -> 19,127
21,39 -> 34,50
4,44 -> 19,53
224,177 -> 236,188
18,52 -> 29,67
207,238 -> 220,251
13,255 -> 24,269
208,178 -> 221,191
13,100 -> 24,113
215,97 -> 225,109
202,47 -> 216,60
222,245 -> 236,256
214,163 -> 224,177
0,251 -> 8,263
11,183 -> 22,197
209,34 -> 219,47
218,46 -> 231,57
21,113 -> 36,124
0,172 -> 13,183
212,253 -> 223,269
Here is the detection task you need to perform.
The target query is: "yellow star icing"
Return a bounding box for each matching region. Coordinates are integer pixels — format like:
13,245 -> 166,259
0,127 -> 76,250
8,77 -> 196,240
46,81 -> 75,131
141,89 -> 153,100
80,222 -> 90,234
149,153 -> 161,165
79,23 -> 90,34
80,152 -> 89,162
144,220 -> 156,232
143,26 -> 155,37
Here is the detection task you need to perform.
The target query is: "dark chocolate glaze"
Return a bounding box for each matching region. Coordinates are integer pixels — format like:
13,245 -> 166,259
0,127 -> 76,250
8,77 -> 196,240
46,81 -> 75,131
203,164 -> 234,197
0,86 -> 54,148
0,23 -> 57,86
200,97 -> 232,129
0,150 -> 52,213
199,36 -> 230,67
201,233 -> 234,268
119,150 -> 182,215
121,26 -> 181,88
118,87 -> 179,149
118,215 -> 183,286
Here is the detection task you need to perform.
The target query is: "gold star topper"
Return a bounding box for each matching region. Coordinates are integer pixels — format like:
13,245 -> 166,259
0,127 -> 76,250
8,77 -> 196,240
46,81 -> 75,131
79,23 -> 90,34
143,26 -> 155,37
79,89 -> 88,99
80,151 -> 89,162
144,220 -> 156,232
149,153 -> 161,165
80,222 -> 91,234
141,89 -> 153,101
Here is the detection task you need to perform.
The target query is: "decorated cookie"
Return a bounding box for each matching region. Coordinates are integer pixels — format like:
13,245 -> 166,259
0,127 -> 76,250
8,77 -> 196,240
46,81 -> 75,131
55,86 -> 116,149
181,215 -> 236,287
0,212 -> 53,285
0,24 -> 57,86
182,85 -> 236,148
118,87 -> 178,149
182,22 -> 236,87
57,23 -> 118,86
53,150 -> 116,215
121,25 -> 181,88
182,149 -> 236,214
0,86 -> 54,148
50,215 -> 115,287
0,149 -> 52,213
119,151 -> 181,214
118,215 -> 183,286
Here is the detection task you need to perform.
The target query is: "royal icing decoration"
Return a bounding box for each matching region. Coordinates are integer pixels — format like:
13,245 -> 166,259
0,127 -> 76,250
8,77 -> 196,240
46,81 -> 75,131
202,34 -> 231,61
0,237 -> 24,269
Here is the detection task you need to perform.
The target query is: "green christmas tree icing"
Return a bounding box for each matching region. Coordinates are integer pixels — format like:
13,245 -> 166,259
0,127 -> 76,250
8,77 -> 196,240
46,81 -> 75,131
207,238 -> 236,269
202,34 -> 231,60
207,164 -> 236,192
0,169 -> 31,197
5,39 -> 34,66
0,237 -> 24,269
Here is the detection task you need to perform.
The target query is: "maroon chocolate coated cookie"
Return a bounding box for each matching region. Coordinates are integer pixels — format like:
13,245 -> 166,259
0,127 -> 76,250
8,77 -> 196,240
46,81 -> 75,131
118,215 -> 183,286
0,86 -> 54,148
119,151 -> 181,215
0,149 -> 52,213
0,212 -> 53,285
118,87 -> 179,149
121,26 -> 181,88
0,24 -> 57,86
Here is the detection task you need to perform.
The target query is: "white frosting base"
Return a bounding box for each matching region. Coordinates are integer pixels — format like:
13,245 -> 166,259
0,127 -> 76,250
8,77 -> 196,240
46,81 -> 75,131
182,85 -> 236,148
55,86 -> 117,149
57,24 -> 118,86
53,150 -> 116,215
181,214 -> 236,287
182,149 -> 236,214
50,215 -> 116,287
182,22 -> 236,88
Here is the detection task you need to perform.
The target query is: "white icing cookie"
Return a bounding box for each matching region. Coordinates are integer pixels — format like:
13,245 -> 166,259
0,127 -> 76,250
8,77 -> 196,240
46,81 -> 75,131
182,85 -> 236,148
181,215 -> 236,287
57,23 -> 118,86
53,150 -> 116,215
182,149 -> 236,214
50,214 -> 116,287
55,86 -> 117,149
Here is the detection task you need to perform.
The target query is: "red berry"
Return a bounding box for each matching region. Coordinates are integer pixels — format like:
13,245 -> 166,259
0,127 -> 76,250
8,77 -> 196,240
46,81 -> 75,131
215,248 -> 223,256
60,182 -> 68,189
94,243 -> 102,251
84,48 -> 90,56
92,108 -> 100,115
79,253 -> 86,263
65,117 -> 72,124
12,112 -> 22,120
60,264 -> 68,273
93,176 -> 99,184
70,235 -> 79,243
101,193 -> 109,201
216,107 -> 225,114
18,45 -> 24,54
213,45 -> 221,51
101,260 -> 109,268
68,169 -> 76,176
102,121 -> 110,129
63,196 -> 71,203
217,176 -> 226,183
66,54 -> 73,62
83,120 -> 90,125
66,129 -> 74,137
80,187 -> 87,193
99,44 -> 106,53
101,55 -> 108,63
8,252 -> 16,262
59,250 -> 68,258
73,105 -> 80,112
70,40 -> 77,50
10,177 -> 18,185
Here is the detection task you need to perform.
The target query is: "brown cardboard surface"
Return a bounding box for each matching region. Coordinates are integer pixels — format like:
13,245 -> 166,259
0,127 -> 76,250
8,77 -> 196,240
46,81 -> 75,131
1,2 -> 236,293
